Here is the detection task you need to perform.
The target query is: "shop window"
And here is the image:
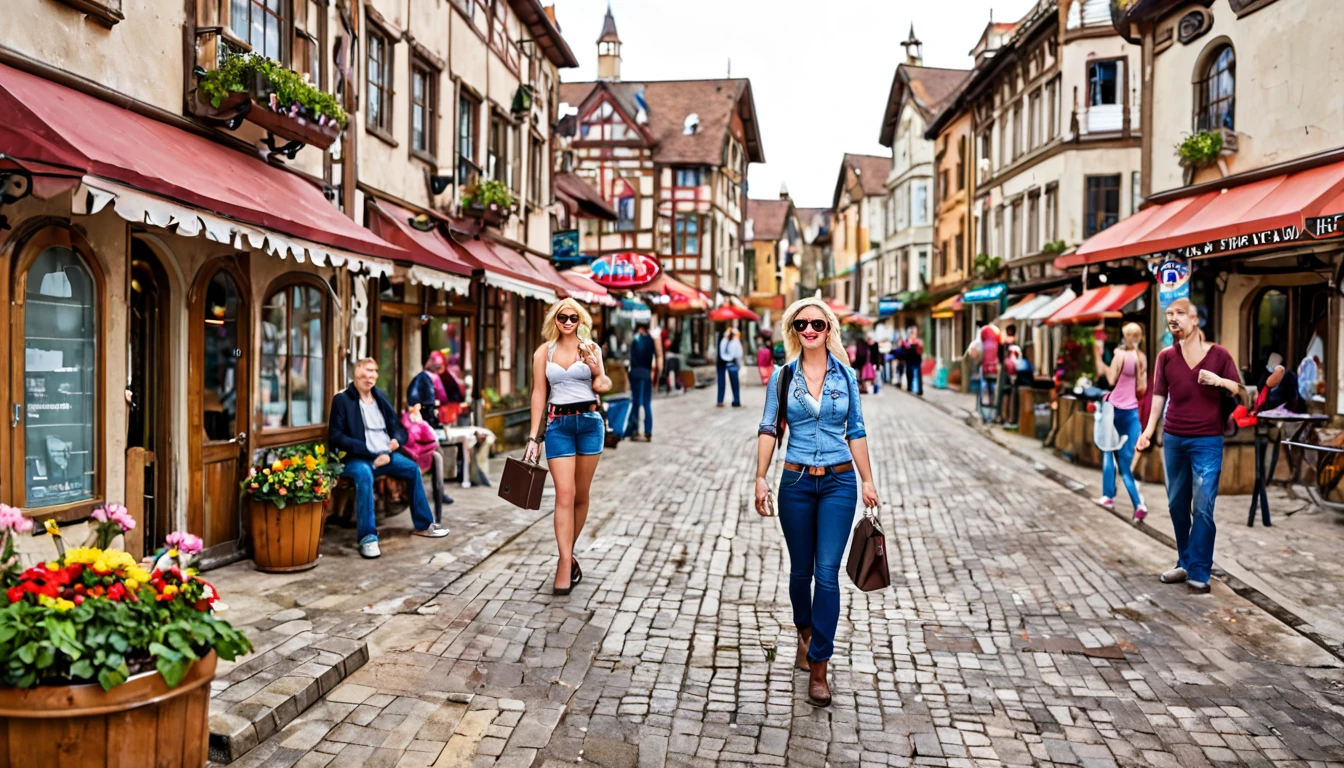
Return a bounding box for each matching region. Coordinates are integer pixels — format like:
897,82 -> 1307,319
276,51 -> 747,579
366,26 -> 394,137
231,0 -> 284,61
457,92 -> 481,185
1084,175 -> 1121,237
20,243 -> 98,509
260,281 -> 327,429
201,271 -> 242,442
1195,45 -> 1235,132
411,60 -> 438,159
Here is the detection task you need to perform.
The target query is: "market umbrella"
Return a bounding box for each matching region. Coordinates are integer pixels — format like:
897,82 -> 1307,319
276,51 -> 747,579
709,306 -> 739,322
844,314 -> 876,326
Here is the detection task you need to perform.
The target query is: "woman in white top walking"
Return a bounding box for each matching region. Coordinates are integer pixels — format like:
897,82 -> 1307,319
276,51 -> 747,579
717,327 -> 745,408
525,299 -> 611,595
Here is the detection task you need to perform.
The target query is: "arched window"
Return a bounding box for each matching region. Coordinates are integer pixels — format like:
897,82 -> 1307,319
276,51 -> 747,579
17,231 -> 100,510
1195,45 -> 1235,132
259,279 -> 328,429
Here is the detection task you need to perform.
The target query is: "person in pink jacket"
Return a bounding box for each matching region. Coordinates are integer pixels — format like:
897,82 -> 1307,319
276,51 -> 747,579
401,404 -> 446,522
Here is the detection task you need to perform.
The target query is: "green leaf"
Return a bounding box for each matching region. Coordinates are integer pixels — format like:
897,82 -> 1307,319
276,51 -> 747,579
97,665 -> 128,691
156,655 -> 192,689
108,632 -> 129,654
16,642 -> 35,665
148,641 -> 182,662
34,644 -> 55,670
69,659 -> 94,680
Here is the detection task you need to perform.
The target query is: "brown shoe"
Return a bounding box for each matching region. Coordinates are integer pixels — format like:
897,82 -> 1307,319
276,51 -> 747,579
795,630 -> 811,672
808,659 -> 831,707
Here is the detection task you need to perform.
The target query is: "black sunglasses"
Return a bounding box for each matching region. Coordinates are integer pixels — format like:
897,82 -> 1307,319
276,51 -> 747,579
792,318 -> 829,333
556,313 -> 581,325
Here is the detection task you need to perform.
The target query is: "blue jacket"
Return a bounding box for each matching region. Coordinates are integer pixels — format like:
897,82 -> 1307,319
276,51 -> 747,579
758,354 -> 866,466
328,384 -> 408,462
406,371 -> 440,427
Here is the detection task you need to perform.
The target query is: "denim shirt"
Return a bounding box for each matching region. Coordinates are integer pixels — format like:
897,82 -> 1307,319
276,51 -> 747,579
758,354 -> 866,466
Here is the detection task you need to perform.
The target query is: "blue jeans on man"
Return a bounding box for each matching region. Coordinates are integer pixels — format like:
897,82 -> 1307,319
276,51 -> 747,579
626,367 -> 654,437
1163,433 -> 1223,583
777,468 -> 858,662
344,452 -> 436,545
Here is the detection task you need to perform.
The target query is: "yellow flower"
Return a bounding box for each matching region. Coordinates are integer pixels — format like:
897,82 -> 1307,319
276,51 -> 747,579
43,519 -> 61,537
46,561 -> 62,571
38,594 -> 75,611
64,547 -> 101,566
161,583 -> 179,597
304,456 -> 318,471
168,548 -> 179,558
271,460 -> 284,472
124,579 -> 140,593
315,445 -> 325,455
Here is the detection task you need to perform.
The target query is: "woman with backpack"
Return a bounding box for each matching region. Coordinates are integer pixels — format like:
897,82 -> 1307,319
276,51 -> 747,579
1093,323 -> 1148,522
753,297 -> 880,708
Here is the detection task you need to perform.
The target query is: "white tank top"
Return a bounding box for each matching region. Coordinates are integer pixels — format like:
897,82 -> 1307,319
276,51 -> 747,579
546,343 -> 597,405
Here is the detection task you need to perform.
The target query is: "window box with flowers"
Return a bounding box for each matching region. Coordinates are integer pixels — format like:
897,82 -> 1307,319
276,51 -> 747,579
195,52 -> 348,154
461,179 -> 517,226
241,442 -> 343,573
0,506 -> 250,767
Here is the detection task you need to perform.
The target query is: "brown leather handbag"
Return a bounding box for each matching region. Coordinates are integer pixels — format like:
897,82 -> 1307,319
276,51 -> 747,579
846,508 -> 890,592
499,456 -> 548,510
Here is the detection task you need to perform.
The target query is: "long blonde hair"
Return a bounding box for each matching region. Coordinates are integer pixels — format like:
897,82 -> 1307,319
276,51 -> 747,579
781,297 -> 848,363
541,298 -> 592,343
1121,322 -> 1143,351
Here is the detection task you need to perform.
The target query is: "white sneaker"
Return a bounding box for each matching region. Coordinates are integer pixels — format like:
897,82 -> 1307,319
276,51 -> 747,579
413,523 -> 450,538
359,540 -> 381,559
1096,496 -> 1115,510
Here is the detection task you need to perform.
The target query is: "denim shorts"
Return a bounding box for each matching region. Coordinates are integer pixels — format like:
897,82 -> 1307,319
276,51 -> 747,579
544,412 -> 605,458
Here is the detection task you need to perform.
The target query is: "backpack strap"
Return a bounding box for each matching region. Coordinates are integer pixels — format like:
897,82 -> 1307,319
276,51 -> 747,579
774,363 -> 794,446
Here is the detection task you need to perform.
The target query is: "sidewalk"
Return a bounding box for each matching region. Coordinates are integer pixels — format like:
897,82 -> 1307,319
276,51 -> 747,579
918,384 -> 1344,655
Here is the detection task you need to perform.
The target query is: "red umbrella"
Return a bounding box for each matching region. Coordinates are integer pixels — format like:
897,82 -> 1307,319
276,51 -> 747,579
709,306 -> 739,322
844,313 -> 875,326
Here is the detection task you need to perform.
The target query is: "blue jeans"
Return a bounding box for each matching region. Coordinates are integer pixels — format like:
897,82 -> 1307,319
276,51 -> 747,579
777,468 -> 858,662
544,411 -> 605,458
906,359 -> 922,395
343,452 -> 436,545
716,363 -> 741,405
978,372 -> 997,422
627,369 -> 654,436
1163,434 -> 1224,582
1103,407 -> 1143,508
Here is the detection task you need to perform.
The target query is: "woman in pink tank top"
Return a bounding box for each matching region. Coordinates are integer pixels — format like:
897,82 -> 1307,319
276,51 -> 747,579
1094,323 -> 1148,521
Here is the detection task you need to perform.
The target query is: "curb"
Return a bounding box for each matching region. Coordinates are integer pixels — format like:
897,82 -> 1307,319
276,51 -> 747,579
909,389 -> 1344,664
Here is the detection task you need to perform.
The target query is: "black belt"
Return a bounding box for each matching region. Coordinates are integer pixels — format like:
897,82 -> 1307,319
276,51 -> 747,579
549,401 -> 598,416
784,461 -> 854,476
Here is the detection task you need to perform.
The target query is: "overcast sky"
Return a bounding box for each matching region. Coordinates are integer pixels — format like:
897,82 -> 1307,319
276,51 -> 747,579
550,0 -> 1039,209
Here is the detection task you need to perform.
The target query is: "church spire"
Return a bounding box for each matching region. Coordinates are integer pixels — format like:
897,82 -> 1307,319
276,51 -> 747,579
597,4 -> 622,81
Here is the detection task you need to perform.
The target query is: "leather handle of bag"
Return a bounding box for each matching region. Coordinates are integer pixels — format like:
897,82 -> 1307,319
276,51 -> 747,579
774,365 -> 793,446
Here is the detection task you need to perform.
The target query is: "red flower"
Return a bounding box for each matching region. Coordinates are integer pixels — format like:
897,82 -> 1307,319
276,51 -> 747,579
73,595 -> 84,606
107,583 -> 127,602
6,587 -> 22,604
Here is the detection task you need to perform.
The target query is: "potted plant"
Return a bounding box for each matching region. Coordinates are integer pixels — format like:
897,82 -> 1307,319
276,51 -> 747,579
1176,130 -> 1224,170
461,179 -> 517,225
0,506 -> 250,768
196,52 -> 348,151
241,442 -> 342,573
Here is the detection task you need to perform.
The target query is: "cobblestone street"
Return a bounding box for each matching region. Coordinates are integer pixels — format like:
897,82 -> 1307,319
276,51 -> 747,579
218,386 -> 1344,768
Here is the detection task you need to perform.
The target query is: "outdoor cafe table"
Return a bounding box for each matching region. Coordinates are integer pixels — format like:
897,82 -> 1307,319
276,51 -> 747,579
1249,410 -> 1329,527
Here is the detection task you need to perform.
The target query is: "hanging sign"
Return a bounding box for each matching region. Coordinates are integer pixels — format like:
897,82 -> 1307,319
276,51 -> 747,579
589,251 -> 661,289
1149,256 -> 1191,348
961,282 -> 1007,304
878,298 -> 903,318
551,229 -> 580,265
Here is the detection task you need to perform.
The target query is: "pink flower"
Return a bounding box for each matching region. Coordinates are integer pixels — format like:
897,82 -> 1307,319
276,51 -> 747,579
92,504 -> 135,532
165,531 -> 204,557
0,505 -> 32,535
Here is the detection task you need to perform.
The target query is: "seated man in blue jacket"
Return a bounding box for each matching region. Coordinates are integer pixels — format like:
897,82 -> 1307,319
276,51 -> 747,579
329,358 -> 448,558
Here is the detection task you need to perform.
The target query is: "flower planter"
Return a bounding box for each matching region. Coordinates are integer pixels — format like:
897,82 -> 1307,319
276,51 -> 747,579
0,651 -> 216,768
463,202 -> 511,226
194,91 -> 342,151
248,499 -> 325,573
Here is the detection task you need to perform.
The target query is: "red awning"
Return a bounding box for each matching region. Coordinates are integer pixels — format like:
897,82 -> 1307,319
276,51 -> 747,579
643,272 -> 709,314
0,62 -> 402,264
1046,282 -> 1150,325
366,201 -> 473,293
556,172 -> 617,220
560,270 -> 617,307
1062,158 -> 1344,268
450,235 -> 564,302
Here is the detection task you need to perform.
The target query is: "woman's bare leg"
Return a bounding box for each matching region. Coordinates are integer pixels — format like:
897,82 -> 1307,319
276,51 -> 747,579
572,453 -> 601,548
548,456 -> 577,589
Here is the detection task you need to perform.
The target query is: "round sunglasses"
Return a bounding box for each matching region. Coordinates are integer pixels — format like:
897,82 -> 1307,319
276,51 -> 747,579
792,318 -> 829,333
556,313 -> 582,325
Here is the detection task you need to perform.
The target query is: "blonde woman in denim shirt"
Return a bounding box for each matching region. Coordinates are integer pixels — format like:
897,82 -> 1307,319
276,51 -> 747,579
755,297 -> 880,707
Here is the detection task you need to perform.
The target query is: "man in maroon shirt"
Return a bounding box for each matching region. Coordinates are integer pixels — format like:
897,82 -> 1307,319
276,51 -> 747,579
1138,298 -> 1243,594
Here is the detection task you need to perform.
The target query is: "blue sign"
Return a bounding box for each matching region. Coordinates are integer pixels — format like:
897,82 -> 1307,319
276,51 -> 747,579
551,229 -> 580,266
878,299 -> 903,318
961,282 -> 1007,304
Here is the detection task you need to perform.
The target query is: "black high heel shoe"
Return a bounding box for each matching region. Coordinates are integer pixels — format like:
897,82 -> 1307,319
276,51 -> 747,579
553,558 -> 573,596
571,557 -> 583,585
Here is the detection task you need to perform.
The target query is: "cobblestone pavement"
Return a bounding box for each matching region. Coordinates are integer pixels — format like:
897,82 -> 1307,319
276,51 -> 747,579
225,386 -> 1344,768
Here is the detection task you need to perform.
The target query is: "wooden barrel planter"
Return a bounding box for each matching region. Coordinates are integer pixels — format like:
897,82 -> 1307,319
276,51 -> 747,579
0,651 -> 216,768
249,499 -> 325,573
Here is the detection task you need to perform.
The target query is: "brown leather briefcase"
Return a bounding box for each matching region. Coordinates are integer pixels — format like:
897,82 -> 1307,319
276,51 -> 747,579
499,456 -> 547,510
846,508 -> 890,592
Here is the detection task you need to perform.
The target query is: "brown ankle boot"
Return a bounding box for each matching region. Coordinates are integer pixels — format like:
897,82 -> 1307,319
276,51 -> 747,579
808,659 -> 831,707
795,630 -> 812,672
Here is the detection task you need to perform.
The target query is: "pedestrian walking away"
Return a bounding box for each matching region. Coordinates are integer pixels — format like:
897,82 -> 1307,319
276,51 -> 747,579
903,325 -> 924,396
625,321 -> 660,440
329,358 -> 450,559
756,334 -> 775,386
755,297 -> 880,708
1093,322 -> 1148,521
717,327 -> 744,407
525,299 -> 613,595
1137,298 -> 1243,594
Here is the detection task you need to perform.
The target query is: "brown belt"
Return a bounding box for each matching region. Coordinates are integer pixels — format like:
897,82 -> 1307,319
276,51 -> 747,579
784,461 -> 854,476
